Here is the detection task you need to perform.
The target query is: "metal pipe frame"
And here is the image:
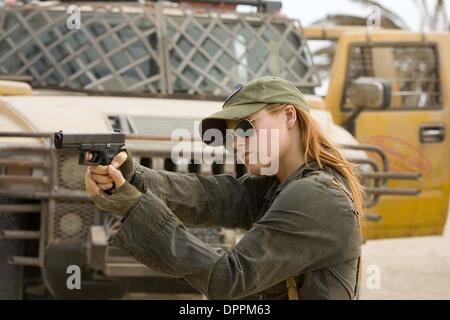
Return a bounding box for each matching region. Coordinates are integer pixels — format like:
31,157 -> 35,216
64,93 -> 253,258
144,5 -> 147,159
0,131 -> 422,270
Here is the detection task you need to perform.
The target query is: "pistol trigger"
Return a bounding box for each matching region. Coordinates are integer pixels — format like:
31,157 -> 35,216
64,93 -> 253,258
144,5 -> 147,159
79,151 -> 99,165
88,151 -> 100,164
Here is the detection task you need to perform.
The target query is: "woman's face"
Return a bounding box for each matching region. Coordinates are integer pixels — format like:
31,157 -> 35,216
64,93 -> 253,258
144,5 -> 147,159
226,105 -> 296,175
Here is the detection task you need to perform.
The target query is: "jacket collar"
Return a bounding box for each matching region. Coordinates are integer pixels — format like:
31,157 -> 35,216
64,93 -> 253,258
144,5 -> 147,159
275,160 -> 323,193
263,160 -> 323,201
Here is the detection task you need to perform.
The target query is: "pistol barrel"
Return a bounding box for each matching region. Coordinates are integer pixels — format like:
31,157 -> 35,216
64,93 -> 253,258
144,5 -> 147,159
53,131 -> 126,149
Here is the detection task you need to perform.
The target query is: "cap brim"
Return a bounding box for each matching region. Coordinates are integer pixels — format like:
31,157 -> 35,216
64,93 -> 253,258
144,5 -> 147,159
200,102 -> 267,146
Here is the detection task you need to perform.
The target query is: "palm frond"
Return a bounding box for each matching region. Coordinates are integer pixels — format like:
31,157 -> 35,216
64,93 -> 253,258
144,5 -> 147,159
350,0 -> 410,29
312,14 -> 404,29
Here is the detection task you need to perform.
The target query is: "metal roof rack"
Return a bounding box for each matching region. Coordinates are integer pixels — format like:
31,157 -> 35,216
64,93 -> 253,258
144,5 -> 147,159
42,0 -> 282,13
0,1 -> 319,96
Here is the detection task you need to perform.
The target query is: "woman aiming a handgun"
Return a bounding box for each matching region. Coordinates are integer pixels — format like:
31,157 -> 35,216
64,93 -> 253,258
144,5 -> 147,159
84,76 -> 364,300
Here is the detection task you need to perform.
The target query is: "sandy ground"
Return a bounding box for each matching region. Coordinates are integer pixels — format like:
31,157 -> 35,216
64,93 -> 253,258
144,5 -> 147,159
360,217 -> 450,300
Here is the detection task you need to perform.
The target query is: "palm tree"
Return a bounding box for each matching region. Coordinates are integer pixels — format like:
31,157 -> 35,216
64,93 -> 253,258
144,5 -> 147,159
312,0 -> 449,31
415,0 -> 449,31
312,0 -> 410,30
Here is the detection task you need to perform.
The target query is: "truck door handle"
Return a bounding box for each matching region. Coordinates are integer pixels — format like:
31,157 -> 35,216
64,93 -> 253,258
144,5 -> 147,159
420,125 -> 445,143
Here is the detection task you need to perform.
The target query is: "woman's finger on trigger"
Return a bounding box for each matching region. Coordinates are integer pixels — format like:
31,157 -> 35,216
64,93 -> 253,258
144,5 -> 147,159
91,173 -> 113,184
85,168 -> 100,196
85,151 -> 93,162
111,151 -> 128,168
108,165 -> 125,188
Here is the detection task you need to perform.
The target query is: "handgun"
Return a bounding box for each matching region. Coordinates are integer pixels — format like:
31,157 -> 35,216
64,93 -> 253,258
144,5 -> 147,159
53,130 -> 126,165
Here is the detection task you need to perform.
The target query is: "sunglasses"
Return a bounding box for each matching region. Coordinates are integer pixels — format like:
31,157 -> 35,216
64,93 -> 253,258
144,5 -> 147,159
232,104 -> 286,138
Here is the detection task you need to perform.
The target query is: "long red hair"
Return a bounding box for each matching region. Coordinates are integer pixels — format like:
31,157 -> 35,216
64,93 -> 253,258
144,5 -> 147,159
270,104 -> 365,231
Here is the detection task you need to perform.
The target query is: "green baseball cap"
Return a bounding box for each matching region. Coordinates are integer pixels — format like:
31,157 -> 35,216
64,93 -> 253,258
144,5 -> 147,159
200,76 -> 309,146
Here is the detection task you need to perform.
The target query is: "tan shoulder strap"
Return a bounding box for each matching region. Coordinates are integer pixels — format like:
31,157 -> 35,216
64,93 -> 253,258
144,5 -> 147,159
286,277 -> 299,300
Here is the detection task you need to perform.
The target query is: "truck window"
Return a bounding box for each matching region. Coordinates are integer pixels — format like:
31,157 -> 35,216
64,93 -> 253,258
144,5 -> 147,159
343,44 -> 441,110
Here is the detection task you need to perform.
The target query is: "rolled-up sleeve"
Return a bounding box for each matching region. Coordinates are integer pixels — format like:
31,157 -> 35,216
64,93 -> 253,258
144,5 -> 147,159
130,163 -> 274,229
109,178 -> 361,300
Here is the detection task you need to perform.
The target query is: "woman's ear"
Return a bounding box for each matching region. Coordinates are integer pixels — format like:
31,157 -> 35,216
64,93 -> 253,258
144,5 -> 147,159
285,105 -> 297,129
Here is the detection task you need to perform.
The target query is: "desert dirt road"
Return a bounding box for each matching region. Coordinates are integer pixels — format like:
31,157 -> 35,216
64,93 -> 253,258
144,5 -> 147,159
360,214 -> 450,299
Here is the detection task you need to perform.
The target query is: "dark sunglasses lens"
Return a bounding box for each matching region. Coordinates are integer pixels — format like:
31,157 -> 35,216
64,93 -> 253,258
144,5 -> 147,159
234,120 -> 255,138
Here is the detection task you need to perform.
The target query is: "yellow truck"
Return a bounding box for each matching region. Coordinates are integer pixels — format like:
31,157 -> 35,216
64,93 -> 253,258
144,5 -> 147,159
304,26 -> 450,239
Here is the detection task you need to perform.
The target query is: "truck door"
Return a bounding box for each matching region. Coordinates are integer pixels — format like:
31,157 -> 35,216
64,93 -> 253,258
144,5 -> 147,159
327,33 -> 450,239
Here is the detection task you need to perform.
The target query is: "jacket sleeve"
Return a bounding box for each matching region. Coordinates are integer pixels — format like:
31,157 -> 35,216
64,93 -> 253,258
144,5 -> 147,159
128,162 -> 273,229
109,177 -> 361,300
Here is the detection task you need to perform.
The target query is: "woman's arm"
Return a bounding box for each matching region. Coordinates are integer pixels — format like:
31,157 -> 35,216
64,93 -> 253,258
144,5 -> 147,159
109,177 -> 361,299
129,161 -> 274,229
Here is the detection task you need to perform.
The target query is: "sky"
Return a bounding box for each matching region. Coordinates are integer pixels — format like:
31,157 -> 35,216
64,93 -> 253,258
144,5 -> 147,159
281,0 -> 450,31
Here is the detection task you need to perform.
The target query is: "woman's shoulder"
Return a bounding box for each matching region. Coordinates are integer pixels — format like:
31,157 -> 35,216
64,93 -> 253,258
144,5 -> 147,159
282,168 -> 338,191
265,169 -> 360,243
279,169 -> 356,213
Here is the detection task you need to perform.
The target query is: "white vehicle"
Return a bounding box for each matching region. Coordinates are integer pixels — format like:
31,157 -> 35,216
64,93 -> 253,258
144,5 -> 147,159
0,0 -> 415,299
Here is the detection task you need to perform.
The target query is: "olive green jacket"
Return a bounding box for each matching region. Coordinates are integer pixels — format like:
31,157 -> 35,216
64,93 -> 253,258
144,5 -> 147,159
109,161 -> 361,300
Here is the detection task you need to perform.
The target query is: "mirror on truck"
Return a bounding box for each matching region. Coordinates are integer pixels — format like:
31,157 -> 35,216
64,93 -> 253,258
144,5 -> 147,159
344,77 -> 392,134
347,77 -> 392,109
